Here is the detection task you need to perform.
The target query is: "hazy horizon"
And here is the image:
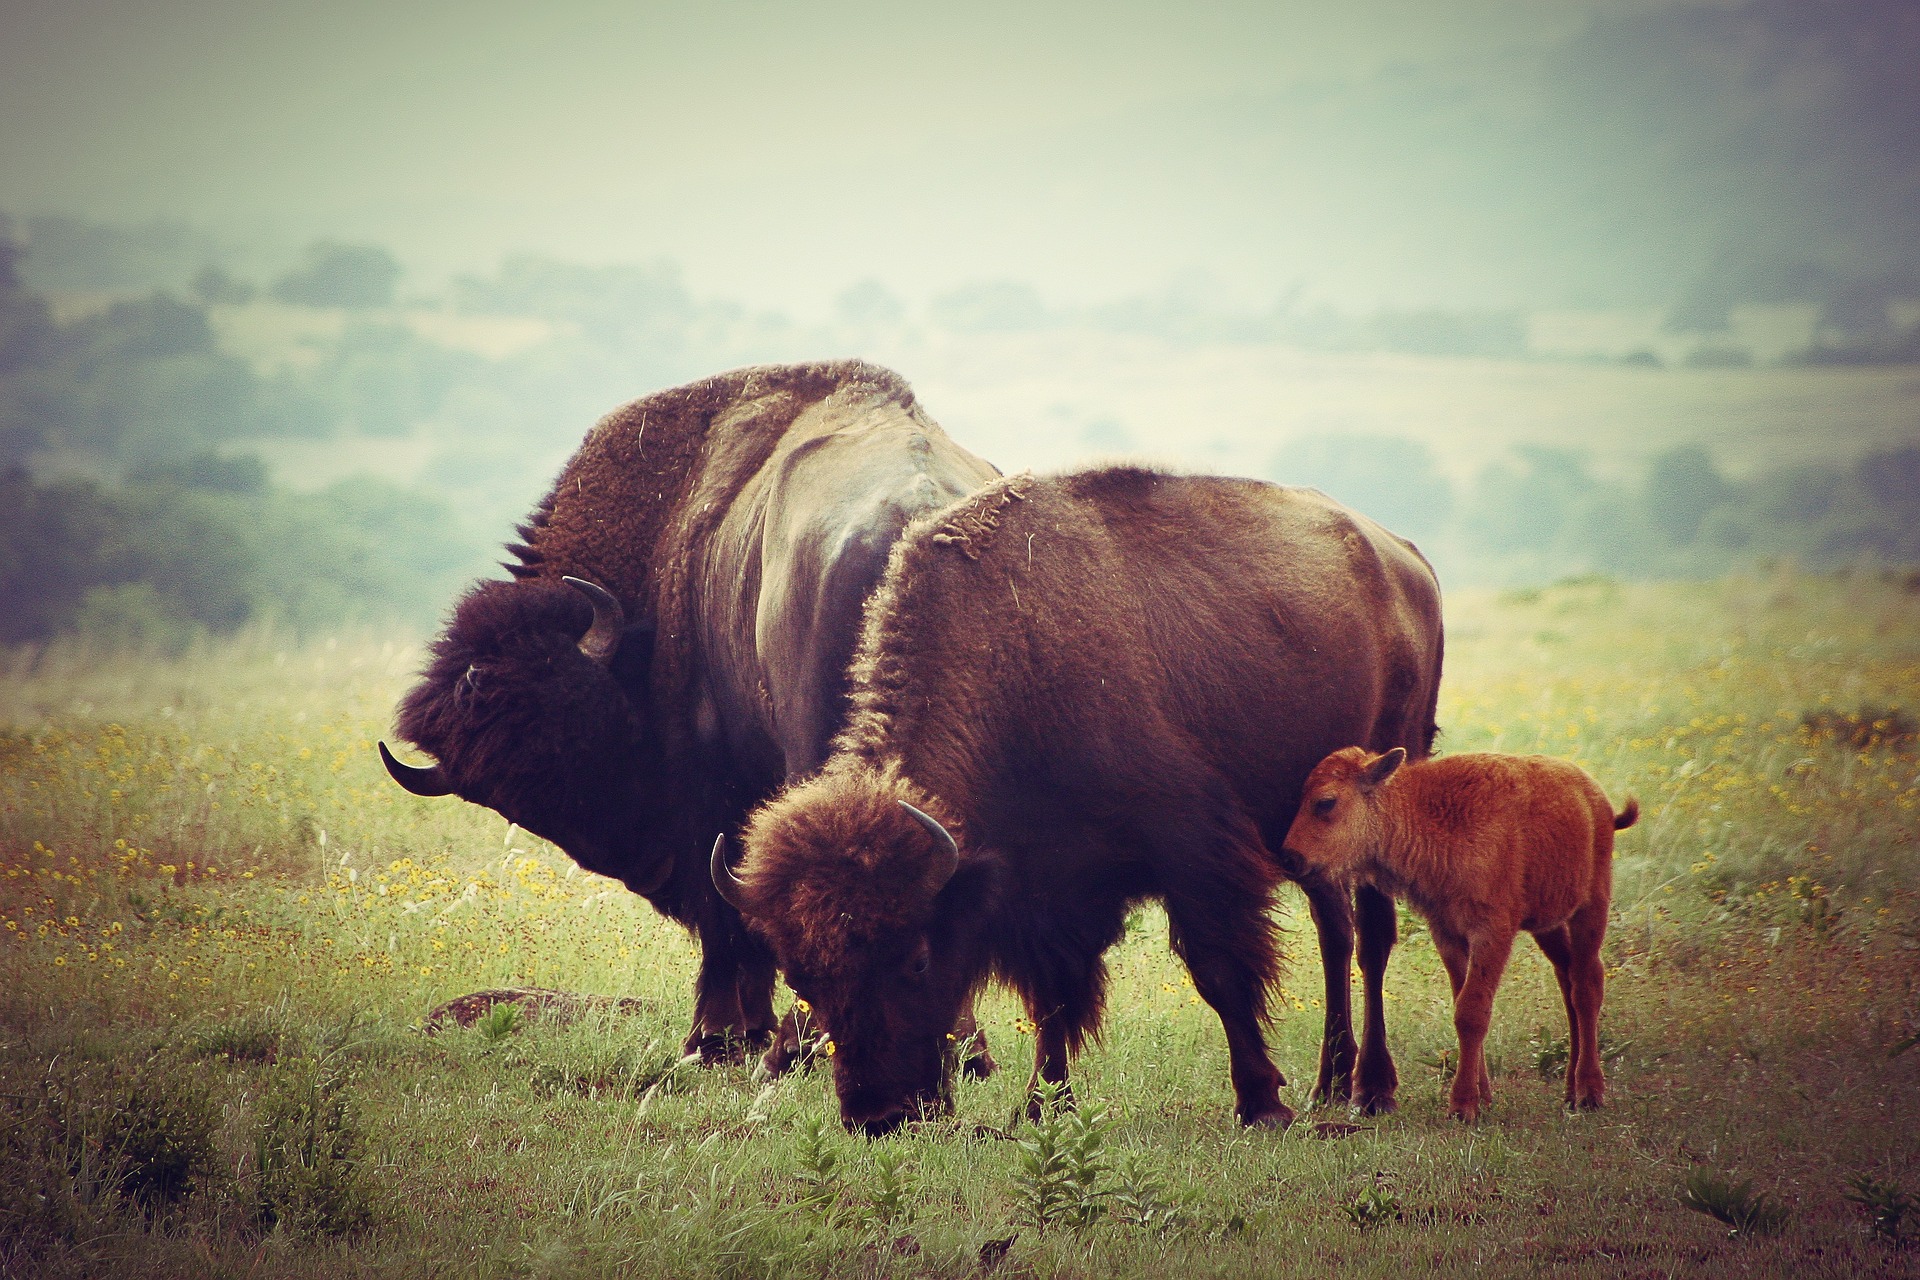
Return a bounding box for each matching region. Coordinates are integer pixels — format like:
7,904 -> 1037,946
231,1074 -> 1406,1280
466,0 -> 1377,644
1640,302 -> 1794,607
17,0 -> 1891,316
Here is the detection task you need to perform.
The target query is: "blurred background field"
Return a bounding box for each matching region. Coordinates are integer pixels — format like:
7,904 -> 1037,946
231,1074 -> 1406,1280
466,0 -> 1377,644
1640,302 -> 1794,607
1,571 -> 1915,1276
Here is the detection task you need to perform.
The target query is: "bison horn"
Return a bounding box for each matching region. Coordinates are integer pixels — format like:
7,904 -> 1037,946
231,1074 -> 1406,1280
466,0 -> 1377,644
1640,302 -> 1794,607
563,576 -> 624,664
710,832 -> 752,912
897,801 -> 961,892
378,741 -> 454,797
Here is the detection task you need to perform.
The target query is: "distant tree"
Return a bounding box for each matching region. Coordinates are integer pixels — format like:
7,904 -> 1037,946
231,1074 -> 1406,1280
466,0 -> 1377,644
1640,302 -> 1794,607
1465,445 -> 1593,552
270,242 -> 401,309
834,280 -> 906,329
1819,281 -> 1893,341
0,225 -> 57,379
190,264 -> 256,306
928,281 -> 1049,334
1643,445 -> 1731,543
1663,275 -> 1734,334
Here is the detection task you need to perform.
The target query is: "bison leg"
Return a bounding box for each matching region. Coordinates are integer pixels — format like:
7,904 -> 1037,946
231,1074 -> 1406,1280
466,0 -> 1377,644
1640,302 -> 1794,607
1298,873 -> 1358,1106
1023,1000 -> 1076,1122
1352,884 -> 1400,1114
685,920 -> 776,1065
953,996 -> 997,1081
1167,898 -> 1292,1129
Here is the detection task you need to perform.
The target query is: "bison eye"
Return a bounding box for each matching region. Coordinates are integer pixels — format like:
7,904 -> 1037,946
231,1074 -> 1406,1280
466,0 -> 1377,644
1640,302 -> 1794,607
1311,795 -> 1337,819
906,941 -> 931,977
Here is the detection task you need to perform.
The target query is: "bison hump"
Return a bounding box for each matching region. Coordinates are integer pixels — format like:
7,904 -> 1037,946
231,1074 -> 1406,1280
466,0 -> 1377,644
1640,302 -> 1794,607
928,473 -> 1032,560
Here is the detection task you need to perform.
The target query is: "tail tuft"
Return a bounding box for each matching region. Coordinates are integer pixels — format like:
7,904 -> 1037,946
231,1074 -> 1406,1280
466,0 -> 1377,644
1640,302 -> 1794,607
1613,796 -> 1640,830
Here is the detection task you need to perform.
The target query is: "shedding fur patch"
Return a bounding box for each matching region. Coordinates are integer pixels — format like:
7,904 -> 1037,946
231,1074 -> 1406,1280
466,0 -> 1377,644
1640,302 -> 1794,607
929,473 -> 1031,560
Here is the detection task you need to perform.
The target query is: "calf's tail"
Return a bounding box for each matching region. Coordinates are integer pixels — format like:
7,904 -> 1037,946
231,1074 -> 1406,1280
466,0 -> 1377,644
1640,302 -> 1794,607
1613,796 -> 1640,830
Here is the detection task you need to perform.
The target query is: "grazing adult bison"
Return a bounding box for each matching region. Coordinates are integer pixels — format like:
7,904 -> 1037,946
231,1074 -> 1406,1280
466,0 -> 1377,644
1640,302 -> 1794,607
715,466 -> 1444,1134
379,361 -> 1000,1064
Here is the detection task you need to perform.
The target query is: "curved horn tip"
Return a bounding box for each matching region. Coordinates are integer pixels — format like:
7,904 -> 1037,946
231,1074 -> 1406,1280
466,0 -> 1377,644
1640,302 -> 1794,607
562,576 -> 625,664
710,832 -> 752,912
896,800 -> 961,887
378,740 -> 454,798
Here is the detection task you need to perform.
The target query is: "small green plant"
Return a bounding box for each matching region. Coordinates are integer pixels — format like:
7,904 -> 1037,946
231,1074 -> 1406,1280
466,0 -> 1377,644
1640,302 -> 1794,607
1843,1173 -> 1914,1244
792,1115 -> 847,1219
860,1146 -> 915,1233
1340,1180 -> 1401,1231
253,1057 -> 374,1238
473,1001 -> 524,1046
1014,1081 -> 1114,1230
1533,1034 -> 1570,1080
1680,1169 -> 1789,1239
1109,1151 -> 1184,1232
1416,1046 -> 1457,1081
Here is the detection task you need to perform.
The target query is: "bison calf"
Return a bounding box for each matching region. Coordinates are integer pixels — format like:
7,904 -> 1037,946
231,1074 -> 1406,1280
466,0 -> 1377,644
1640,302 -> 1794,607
1282,748 -> 1636,1121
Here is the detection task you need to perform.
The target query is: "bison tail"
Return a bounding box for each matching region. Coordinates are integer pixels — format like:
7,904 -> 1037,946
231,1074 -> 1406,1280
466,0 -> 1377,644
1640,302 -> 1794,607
1613,796 -> 1640,830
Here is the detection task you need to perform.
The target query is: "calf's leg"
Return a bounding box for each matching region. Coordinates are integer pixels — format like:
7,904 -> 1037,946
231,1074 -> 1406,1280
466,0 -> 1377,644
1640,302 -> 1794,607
1532,925 -> 1584,1105
1448,930 -> 1515,1122
1565,900 -> 1609,1109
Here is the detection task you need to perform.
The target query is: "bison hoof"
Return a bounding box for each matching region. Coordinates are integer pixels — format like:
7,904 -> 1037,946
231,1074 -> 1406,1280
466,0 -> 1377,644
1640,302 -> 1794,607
1240,1103 -> 1295,1130
961,1048 -> 998,1081
686,1030 -> 771,1066
1352,1092 -> 1398,1117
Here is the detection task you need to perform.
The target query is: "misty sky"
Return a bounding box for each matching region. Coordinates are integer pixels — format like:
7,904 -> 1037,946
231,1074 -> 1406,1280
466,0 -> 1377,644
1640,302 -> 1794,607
0,0 -> 1712,311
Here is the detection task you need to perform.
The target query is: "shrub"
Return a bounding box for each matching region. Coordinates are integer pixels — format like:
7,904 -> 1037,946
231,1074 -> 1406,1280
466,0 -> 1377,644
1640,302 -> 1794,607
1680,1169 -> 1789,1239
252,1057 -> 374,1238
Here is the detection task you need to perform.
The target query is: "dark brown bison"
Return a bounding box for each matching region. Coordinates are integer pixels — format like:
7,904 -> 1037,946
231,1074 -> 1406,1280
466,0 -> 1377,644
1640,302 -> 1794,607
380,361 -> 999,1064
715,466 -> 1443,1133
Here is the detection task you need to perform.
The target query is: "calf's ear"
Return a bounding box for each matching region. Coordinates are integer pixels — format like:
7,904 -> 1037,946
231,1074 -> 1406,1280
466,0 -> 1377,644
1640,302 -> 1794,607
1361,747 -> 1406,790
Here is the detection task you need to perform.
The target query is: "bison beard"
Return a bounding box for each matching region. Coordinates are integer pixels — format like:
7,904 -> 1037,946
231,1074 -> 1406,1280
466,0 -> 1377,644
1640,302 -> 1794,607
727,467 -> 1445,1133
378,361 -> 1001,1066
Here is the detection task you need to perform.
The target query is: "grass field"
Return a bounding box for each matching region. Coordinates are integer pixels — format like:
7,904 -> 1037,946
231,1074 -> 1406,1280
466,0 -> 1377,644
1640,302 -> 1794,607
2,571 -> 1918,1277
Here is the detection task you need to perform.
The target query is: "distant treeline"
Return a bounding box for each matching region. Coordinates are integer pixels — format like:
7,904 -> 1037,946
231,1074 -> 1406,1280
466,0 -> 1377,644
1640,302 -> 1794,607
1267,437 -> 1920,585
3,217 -> 1916,649
0,235 -> 480,647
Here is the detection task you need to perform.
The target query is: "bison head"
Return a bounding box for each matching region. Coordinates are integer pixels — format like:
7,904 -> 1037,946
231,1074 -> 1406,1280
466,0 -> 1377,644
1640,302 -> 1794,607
380,576 -> 667,893
1281,745 -> 1405,877
718,768 -> 989,1135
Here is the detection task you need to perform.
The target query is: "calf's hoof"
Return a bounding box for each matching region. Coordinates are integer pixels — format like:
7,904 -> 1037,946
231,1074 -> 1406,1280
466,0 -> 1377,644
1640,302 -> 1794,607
1448,1102 -> 1482,1123
1352,1091 -> 1398,1117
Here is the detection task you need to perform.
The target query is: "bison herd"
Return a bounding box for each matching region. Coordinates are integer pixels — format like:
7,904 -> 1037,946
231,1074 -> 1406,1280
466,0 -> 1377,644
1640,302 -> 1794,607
380,360 -> 1633,1132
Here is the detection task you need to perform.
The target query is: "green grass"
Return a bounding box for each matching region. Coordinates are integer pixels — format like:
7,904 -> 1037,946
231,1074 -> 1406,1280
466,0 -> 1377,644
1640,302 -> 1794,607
3,571 -> 1918,1276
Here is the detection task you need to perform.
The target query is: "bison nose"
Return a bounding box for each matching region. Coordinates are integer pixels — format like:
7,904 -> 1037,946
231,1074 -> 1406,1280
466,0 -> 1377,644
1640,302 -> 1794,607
1273,845 -> 1307,877
846,1110 -> 907,1139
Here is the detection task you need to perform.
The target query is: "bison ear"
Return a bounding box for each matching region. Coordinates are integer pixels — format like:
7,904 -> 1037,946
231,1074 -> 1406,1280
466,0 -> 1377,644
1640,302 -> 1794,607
1360,747 -> 1406,791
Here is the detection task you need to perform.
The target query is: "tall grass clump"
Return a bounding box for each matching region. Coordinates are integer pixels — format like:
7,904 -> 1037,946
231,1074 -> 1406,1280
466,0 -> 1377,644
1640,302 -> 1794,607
252,1056 -> 375,1238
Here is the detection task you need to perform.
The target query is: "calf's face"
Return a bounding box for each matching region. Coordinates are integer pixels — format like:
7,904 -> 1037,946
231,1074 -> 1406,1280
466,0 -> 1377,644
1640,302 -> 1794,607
1282,746 -> 1405,875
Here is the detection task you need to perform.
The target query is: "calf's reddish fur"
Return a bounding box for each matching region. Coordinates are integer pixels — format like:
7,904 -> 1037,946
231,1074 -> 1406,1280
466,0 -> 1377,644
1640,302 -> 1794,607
1282,748 -> 1636,1120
